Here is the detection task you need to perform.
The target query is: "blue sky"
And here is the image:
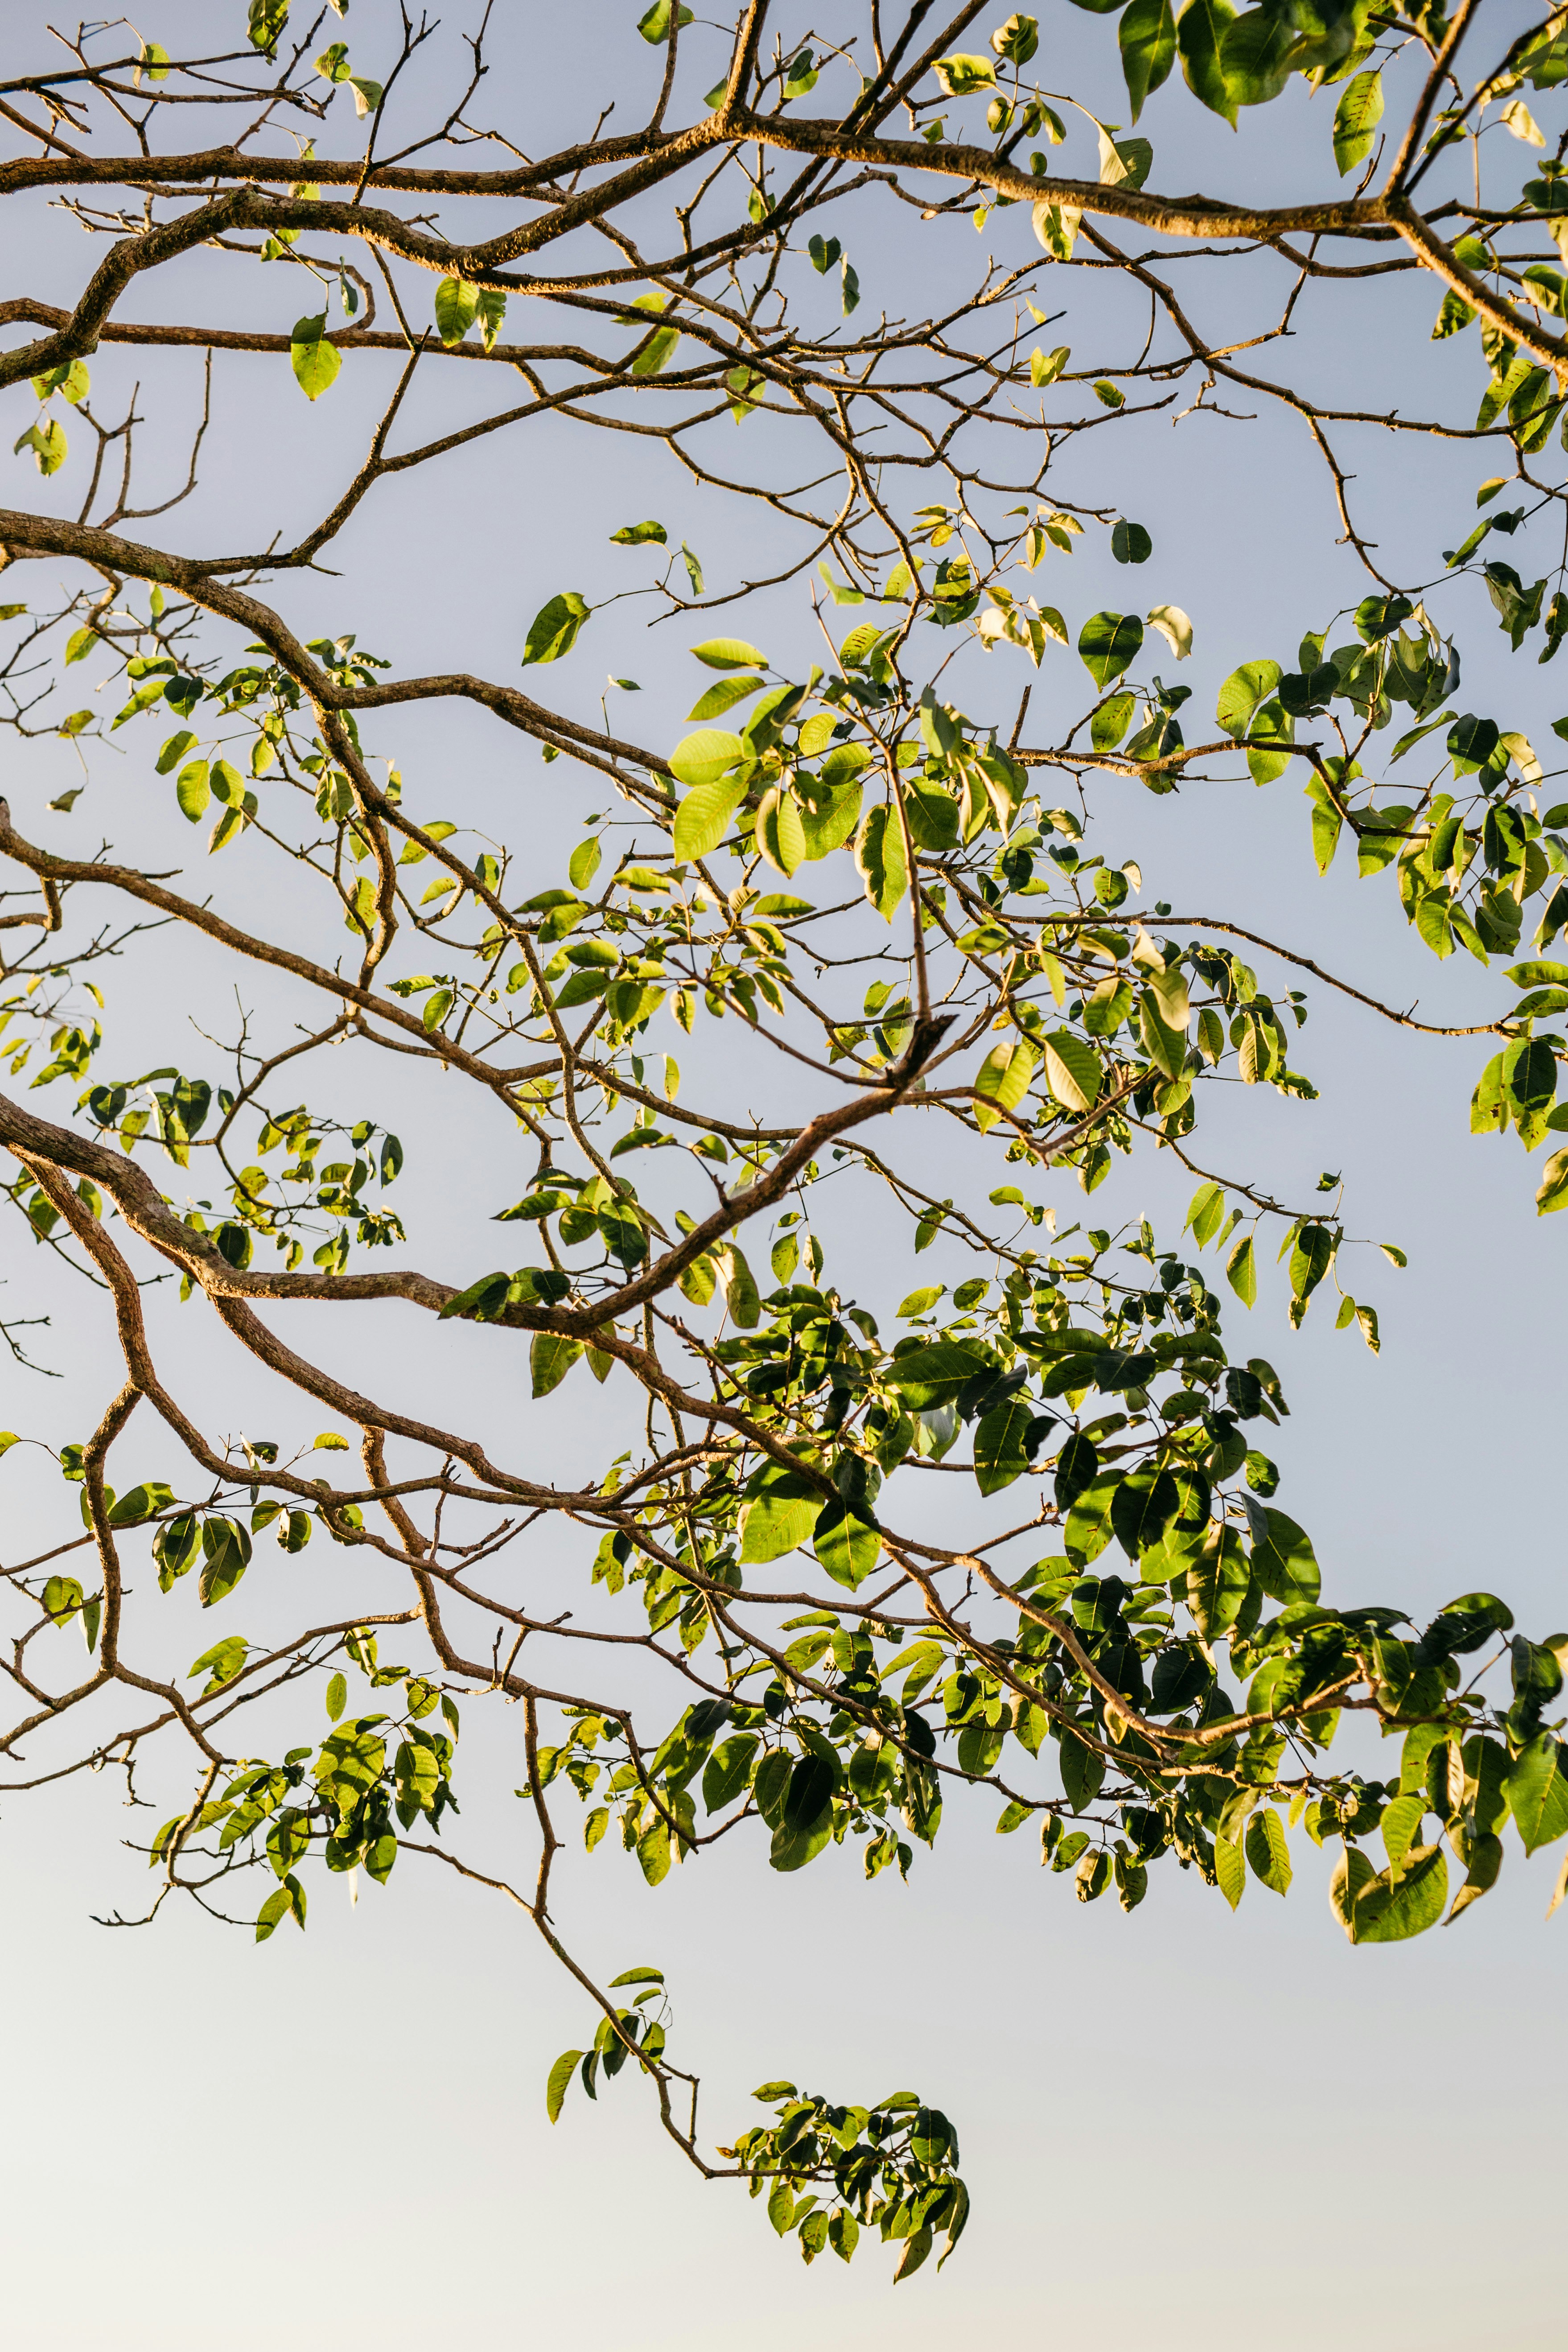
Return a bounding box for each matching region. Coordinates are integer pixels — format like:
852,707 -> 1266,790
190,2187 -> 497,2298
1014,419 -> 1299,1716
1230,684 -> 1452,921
1,6 -> 1565,2344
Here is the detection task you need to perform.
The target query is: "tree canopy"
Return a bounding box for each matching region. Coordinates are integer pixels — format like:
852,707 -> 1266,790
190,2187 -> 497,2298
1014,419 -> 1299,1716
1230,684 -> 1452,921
4,0 -> 1568,2285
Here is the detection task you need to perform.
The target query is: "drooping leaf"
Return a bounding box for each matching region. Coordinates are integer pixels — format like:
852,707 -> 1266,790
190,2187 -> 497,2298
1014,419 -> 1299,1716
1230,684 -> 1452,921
1226,1232 -> 1257,1306
1119,0 -> 1176,122
531,1332 -> 583,1398
1177,0 -> 1238,127
1245,1805 -> 1292,1895
1215,1830 -> 1246,1909
290,313 -> 341,401
973,1397 -> 1036,1496
814,1500 -> 882,1588
434,276 -> 479,345
854,803 -> 908,921
1333,69 -> 1384,177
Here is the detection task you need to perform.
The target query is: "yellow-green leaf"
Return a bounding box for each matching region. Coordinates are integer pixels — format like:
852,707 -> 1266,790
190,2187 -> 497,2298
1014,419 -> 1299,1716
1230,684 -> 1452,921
290,314 -> 341,401
691,638 -> 767,671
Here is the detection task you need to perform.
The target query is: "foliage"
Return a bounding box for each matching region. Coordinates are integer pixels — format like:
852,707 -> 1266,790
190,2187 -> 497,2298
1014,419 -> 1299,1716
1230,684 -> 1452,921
2,0 -> 1568,2281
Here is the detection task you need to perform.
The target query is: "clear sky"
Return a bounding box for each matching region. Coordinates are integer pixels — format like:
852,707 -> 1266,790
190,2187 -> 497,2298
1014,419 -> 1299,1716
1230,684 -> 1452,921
2,6 -> 1564,2346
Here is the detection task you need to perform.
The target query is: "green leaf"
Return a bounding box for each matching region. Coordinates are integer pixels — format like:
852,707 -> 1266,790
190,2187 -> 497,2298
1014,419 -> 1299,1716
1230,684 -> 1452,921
1214,1831 -> 1246,1909
934,53 -> 998,95
638,0 -> 693,38
1041,1030 -> 1102,1114
1119,0 -> 1176,122
854,803 -> 908,921
799,779 -> 864,863
107,1481 -> 174,1526
1091,694 -> 1135,752
15,417 -> 68,474
1033,197 -> 1083,261
897,1284 -> 944,1319
434,276 -> 478,345
1078,611 -> 1144,689
630,321 -> 681,378
1505,1735 -> 1568,1852
1140,987 -> 1185,1081
1288,1222 -> 1334,1301
176,759 -> 210,823
1245,1806 -> 1292,1894
673,774 -> 749,863
687,674 -> 766,722
637,1816 -> 672,1885
1111,519 -> 1153,564
770,1803 -> 834,1873
1216,659 -> 1281,737
1329,1841 -> 1375,1939
610,519 -> 667,544
993,12 -> 1041,63
188,1633 -> 248,1695
973,1037 -> 1039,1132
1226,1232 -> 1257,1306
524,592 -> 591,666
1381,1790 -> 1426,1867
1355,1842 -> 1449,1943
1111,1467 -> 1179,1556
713,1244 -> 760,1328
814,1499 -> 882,1588
567,837 -> 602,891
740,1467 -> 824,1564
1219,6 -> 1294,107
1064,1473 -> 1120,1565
254,1884 -> 293,1944
691,638 -> 767,671
1059,1728 -> 1105,1811
757,787 -> 807,879
703,1733 -> 760,1811
1432,288 -> 1477,340
973,1397 -> 1036,1495
325,1671 -> 347,1722
33,358 -> 90,405
546,2048 -> 584,2121
531,1332 -> 583,1398
1185,1525 -> 1250,1642
155,730 -> 195,775
198,1516 -> 251,1607
1536,1146 -> 1568,1215
882,1342 -> 987,1410
1177,0 -> 1238,127
1249,1508 -> 1320,1604
290,313 -> 341,401
1333,69 -> 1384,177
669,729 -> 745,791
1184,1180 -> 1226,1247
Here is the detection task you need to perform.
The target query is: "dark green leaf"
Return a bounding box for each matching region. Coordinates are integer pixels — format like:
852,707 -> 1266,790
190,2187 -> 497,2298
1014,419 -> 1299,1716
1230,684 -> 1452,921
1078,611 -> 1144,689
